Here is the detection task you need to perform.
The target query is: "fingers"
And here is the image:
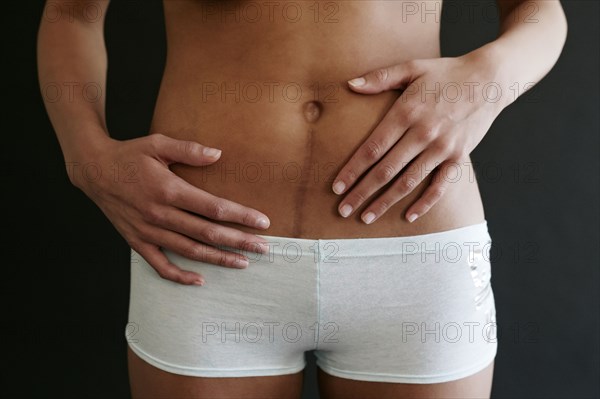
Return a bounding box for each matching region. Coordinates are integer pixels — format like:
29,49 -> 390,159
172,179 -> 271,229
153,207 -> 270,255
139,224 -> 254,271
358,149 -> 448,225
147,133 -> 223,166
133,241 -> 206,286
335,128 -> 424,219
347,60 -> 424,94
403,160 -> 457,223
331,101 -> 415,197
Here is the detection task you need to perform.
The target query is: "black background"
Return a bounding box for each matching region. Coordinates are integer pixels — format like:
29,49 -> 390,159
2,1 -> 598,398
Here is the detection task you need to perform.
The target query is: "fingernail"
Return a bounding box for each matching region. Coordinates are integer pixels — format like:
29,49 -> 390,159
332,180 -> 346,194
362,212 -> 376,224
203,147 -> 221,157
348,77 -> 366,87
407,213 -> 418,223
340,204 -> 353,217
256,217 -> 269,229
234,258 -> 249,268
193,278 -> 205,286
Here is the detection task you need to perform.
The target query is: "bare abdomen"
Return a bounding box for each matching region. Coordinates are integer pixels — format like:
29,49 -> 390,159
150,73 -> 485,239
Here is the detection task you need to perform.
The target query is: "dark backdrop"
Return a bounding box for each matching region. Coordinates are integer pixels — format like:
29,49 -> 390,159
2,1 -> 598,398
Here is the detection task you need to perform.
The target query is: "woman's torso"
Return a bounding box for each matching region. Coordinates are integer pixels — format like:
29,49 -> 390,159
151,0 -> 485,239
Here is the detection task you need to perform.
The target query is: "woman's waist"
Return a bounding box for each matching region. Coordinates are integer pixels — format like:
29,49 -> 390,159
153,87 -> 485,239
151,77 -> 400,138
168,150 -> 484,239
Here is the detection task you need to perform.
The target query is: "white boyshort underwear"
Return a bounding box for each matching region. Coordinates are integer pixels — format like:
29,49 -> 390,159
126,220 -> 497,384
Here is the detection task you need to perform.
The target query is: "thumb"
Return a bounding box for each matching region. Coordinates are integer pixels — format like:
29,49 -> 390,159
150,134 -> 222,166
347,60 -> 421,94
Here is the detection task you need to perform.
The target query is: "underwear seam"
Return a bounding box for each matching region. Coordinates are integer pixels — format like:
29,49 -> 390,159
128,342 -> 307,374
318,251 -> 484,259
315,238 -> 321,351
316,350 -> 497,382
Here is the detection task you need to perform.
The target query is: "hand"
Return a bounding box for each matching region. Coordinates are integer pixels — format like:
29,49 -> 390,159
331,54 -> 506,224
68,133 -> 271,286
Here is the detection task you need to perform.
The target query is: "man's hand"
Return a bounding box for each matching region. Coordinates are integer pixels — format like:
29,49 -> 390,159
70,133 -> 271,286
331,54 -> 507,224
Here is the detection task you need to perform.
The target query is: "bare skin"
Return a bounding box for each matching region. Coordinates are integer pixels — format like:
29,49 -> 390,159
127,346 -> 304,399
157,0 -> 483,239
37,0 -> 567,398
128,345 -> 494,399
133,0 -> 564,397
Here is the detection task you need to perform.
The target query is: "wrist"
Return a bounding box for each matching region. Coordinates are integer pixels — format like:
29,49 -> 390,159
62,129 -> 118,187
461,41 -> 514,113
63,127 -> 115,161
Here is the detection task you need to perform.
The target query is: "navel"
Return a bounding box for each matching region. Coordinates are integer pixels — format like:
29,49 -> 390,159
303,100 -> 323,123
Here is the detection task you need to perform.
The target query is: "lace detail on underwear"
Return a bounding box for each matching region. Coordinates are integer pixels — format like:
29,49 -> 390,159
468,240 -> 492,311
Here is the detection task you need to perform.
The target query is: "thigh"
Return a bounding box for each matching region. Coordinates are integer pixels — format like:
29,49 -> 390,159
128,346 -> 304,399
317,361 -> 494,399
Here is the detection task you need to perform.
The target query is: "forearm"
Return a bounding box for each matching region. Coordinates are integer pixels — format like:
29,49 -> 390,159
37,0 -> 113,167
466,0 -> 568,109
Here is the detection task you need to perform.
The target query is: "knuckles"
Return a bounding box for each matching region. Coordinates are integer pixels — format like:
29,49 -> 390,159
349,190 -> 367,205
417,125 -> 440,143
183,244 -> 205,261
207,200 -> 227,220
404,59 -> 419,72
201,227 -> 221,244
397,175 -> 418,192
417,186 -> 446,213
428,139 -> 452,156
375,199 -> 391,213
182,140 -> 200,159
363,140 -> 383,161
344,168 -> 359,184
157,182 -> 179,204
240,211 -> 253,227
443,143 -> 466,161
142,205 -> 164,225
375,163 -> 397,182
239,238 -> 255,250
428,186 -> 446,202
396,101 -> 421,121
147,133 -> 165,153
216,253 -> 229,267
373,68 -> 389,84
157,267 -> 177,282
